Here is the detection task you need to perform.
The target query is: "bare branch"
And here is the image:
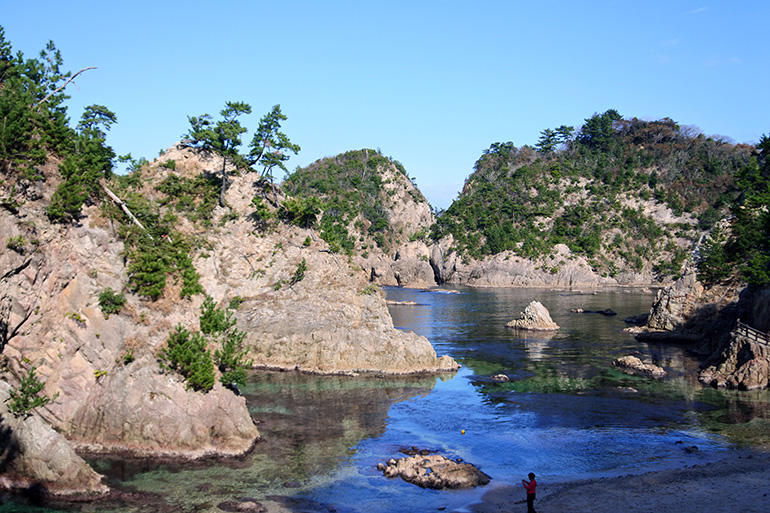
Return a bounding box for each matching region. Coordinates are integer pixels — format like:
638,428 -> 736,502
100,181 -> 173,243
34,66 -> 98,109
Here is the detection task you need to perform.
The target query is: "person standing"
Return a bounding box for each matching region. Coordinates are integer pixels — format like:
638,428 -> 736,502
522,472 -> 537,513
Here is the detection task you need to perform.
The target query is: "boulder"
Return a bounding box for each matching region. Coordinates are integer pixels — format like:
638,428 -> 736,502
505,301 -> 559,331
378,453 -> 490,489
612,355 -> 666,378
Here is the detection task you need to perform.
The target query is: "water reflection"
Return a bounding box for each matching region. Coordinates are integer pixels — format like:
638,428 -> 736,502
242,371 -> 444,481
5,287 -> 770,513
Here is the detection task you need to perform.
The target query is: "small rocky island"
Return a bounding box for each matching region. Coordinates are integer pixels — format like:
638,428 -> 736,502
377,451 -> 491,489
505,301 -> 560,331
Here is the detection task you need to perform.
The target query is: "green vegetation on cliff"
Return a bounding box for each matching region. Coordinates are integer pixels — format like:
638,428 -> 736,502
283,149 -> 421,254
431,110 -> 753,279
0,27 -> 115,220
698,135 -> 770,287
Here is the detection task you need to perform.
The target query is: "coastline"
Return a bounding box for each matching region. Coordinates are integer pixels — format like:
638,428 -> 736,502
459,448 -> 770,513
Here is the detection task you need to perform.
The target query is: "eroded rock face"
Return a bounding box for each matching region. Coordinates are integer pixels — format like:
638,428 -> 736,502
378,453 -> 491,489
428,241 -> 639,289
699,335 -> 770,390
65,357 -> 259,458
646,272 -> 705,331
0,381 -> 108,496
505,301 -> 559,331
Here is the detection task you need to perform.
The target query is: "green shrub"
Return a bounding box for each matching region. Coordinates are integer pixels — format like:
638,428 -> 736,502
289,258 -> 307,286
98,287 -> 126,317
360,284 -> 379,295
199,296 -> 252,388
6,235 -> 26,253
122,348 -> 135,365
228,296 -> 244,310
6,366 -> 59,418
159,325 -> 216,392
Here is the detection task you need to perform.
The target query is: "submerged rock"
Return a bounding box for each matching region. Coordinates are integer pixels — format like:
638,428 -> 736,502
378,453 -> 490,489
612,355 -> 666,378
571,308 -> 617,316
505,301 -> 559,331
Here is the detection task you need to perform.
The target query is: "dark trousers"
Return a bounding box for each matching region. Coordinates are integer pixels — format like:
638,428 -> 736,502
526,493 -> 536,513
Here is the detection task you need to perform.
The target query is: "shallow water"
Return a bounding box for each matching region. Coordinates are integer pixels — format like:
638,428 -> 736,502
3,287 -> 770,513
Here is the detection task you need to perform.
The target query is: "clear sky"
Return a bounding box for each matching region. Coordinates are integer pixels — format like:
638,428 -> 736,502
3,1 -> 769,209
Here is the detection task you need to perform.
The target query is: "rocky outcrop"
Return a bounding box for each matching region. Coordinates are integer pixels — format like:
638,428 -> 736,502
64,356 -> 259,458
612,355 -> 667,378
0,145 -> 459,490
378,453 -> 491,489
363,241 -> 437,289
699,334 -> 769,390
0,381 -> 108,496
698,287 -> 770,390
505,301 -> 559,331
633,270 -> 741,352
431,241 -> 620,289
646,272 -> 705,331
0,210 -> 261,460
192,215 -> 458,375
634,271 -> 770,389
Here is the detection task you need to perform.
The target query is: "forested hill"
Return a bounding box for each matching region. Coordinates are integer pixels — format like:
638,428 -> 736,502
283,149 -> 432,255
430,110 -> 760,282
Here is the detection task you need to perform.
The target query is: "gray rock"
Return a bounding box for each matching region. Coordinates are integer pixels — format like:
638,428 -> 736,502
0,380 -> 108,496
505,301 -> 559,331
380,453 -> 490,489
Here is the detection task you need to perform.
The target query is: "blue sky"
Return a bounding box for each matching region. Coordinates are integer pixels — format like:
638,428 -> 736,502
3,1 -> 769,209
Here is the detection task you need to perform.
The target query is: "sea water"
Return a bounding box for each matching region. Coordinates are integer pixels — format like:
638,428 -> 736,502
3,287 -> 766,513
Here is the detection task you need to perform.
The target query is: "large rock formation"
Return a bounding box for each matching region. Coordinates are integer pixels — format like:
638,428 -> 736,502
634,270 -> 770,390
698,286 -> 770,390
432,241 -> 618,289
505,301 -> 559,331
0,145 -> 457,493
646,271 -> 705,331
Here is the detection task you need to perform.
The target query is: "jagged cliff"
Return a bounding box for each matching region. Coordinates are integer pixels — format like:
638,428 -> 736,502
0,145 -> 457,496
630,270 -> 770,390
285,148 -> 705,290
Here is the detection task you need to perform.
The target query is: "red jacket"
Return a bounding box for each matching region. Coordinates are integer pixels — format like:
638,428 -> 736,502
522,479 -> 537,494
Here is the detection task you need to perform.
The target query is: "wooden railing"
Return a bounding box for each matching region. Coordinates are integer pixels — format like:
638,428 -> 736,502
736,320 -> 770,346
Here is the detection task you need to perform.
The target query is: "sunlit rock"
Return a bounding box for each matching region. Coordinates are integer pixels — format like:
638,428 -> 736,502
505,301 -> 559,331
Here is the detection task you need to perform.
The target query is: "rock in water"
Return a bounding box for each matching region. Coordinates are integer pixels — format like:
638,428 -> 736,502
379,453 -> 490,489
505,301 -> 559,331
612,355 -> 667,378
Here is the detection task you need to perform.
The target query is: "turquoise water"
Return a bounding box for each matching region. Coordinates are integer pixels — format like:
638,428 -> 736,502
3,287 -> 766,512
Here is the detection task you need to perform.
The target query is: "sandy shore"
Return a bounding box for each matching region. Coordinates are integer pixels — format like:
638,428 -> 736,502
460,449 -> 770,513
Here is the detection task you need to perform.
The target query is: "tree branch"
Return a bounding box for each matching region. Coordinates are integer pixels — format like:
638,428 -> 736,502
34,66 -> 98,109
100,181 -> 167,242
